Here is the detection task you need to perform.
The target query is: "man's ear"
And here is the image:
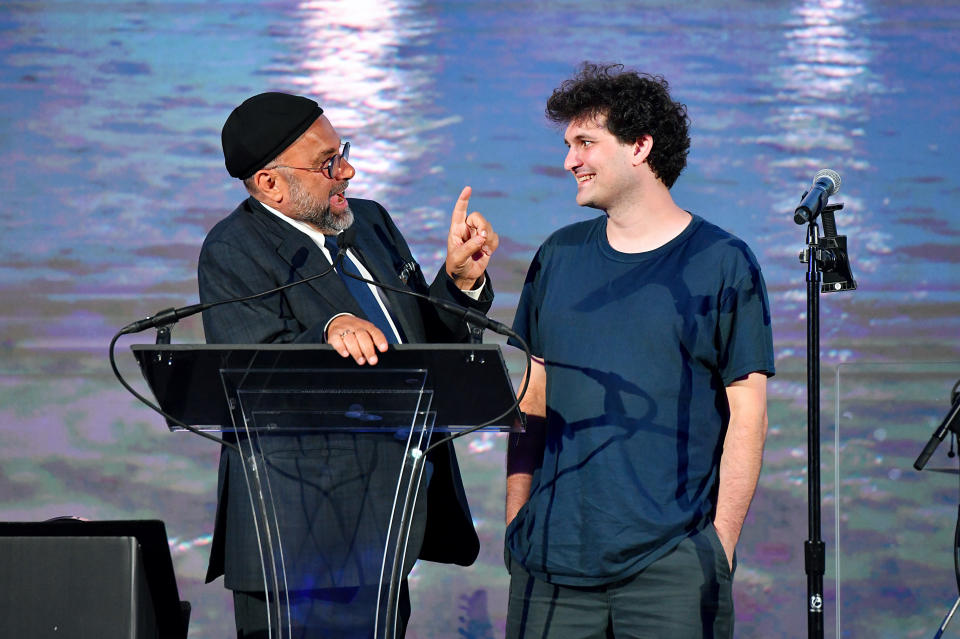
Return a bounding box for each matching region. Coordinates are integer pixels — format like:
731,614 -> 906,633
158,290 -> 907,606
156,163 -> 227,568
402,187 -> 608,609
252,168 -> 284,204
632,134 -> 653,166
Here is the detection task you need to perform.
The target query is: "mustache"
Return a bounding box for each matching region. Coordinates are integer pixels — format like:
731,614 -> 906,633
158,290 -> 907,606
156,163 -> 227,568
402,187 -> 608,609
330,181 -> 348,196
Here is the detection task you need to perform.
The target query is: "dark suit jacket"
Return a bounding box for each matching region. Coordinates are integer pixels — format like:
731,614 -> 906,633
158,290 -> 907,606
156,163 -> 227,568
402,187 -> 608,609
197,196 -> 487,591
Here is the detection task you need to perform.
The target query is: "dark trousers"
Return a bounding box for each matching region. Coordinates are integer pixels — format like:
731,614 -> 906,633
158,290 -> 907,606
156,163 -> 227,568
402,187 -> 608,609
233,581 -> 411,639
506,527 -> 734,639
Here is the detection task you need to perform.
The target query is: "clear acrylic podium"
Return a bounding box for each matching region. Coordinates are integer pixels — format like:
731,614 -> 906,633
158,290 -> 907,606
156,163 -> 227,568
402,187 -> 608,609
132,343 -> 520,639
834,362 -> 960,639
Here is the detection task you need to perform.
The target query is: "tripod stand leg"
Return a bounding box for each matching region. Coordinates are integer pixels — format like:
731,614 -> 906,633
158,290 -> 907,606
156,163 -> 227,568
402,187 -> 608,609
934,596 -> 960,639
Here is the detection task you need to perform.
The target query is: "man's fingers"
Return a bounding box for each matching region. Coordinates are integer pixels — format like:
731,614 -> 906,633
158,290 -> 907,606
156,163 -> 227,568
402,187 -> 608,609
354,331 -> 380,365
365,327 -> 390,354
480,226 -> 499,254
338,331 -> 377,365
462,216 -> 498,256
465,210 -> 491,235
331,323 -> 390,365
448,233 -> 487,264
335,331 -> 366,365
449,186 -> 472,229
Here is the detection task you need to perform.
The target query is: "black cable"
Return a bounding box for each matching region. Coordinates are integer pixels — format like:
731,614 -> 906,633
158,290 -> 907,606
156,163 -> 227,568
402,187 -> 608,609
952,380 -> 960,598
108,329 -> 241,454
955,487 -> 960,598
112,257 -> 341,445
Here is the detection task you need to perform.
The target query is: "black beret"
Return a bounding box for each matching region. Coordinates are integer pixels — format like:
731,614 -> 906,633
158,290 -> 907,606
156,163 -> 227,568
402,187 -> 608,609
221,92 -> 323,180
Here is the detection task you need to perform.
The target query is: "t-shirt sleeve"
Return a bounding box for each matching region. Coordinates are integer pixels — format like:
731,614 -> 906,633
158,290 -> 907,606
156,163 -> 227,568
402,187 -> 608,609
716,249 -> 776,385
508,245 -> 546,356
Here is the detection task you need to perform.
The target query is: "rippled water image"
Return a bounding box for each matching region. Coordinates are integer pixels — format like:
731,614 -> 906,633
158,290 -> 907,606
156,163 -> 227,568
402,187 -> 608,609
1,1 -> 959,637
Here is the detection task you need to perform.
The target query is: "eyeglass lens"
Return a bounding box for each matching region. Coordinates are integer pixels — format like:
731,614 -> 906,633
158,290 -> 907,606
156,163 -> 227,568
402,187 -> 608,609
327,141 -> 350,179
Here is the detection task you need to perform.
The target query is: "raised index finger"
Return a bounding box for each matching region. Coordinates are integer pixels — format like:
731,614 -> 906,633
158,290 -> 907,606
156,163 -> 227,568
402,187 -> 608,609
449,186 -> 472,230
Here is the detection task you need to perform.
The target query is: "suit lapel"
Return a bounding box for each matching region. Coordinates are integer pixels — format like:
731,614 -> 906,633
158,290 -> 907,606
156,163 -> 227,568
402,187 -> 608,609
246,198 -> 364,318
244,197 -> 426,342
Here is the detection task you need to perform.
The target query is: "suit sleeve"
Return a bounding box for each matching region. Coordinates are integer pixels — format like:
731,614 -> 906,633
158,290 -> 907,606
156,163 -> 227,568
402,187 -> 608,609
197,237 -> 328,344
424,267 -> 494,341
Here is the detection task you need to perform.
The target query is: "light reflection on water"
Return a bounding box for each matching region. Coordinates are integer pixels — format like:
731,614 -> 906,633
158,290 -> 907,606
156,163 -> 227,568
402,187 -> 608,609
273,0 -> 461,265
773,0 -> 892,275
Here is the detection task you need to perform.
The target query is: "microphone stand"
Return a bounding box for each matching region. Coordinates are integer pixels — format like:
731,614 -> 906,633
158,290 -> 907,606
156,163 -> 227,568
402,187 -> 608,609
802,220 -> 826,639
797,202 -> 855,639
913,381 -> 960,638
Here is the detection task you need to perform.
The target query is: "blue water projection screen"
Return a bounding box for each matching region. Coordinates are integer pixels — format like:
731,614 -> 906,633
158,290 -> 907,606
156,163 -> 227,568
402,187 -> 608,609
1,1 -> 959,637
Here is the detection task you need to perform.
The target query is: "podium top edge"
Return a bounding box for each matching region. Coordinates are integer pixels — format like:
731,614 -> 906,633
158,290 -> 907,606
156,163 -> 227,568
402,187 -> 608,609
131,343 -> 504,352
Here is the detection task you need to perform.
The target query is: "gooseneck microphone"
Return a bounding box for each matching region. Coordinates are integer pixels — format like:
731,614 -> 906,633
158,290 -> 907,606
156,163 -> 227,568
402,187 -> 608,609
914,391 -> 960,471
118,234 -> 348,336
794,169 -> 842,225
332,225 -> 357,262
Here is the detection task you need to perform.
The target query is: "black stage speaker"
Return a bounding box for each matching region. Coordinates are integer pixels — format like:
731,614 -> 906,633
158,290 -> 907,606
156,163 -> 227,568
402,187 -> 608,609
0,519 -> 190,639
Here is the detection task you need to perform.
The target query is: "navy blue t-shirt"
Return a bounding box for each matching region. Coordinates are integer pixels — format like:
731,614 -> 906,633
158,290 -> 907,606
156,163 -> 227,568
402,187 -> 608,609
507,214 -> 775,586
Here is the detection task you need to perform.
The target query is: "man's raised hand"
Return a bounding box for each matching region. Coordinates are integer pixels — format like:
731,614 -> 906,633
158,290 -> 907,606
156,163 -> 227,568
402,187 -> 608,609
445,186 -> 499,290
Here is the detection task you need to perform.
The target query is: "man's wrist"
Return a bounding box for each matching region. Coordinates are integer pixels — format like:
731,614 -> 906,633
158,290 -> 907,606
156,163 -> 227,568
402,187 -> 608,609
451,273 -> 485,298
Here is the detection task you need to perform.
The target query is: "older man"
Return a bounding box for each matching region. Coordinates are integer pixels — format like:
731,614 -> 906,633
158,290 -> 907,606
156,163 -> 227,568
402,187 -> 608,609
199,92 -> 498,637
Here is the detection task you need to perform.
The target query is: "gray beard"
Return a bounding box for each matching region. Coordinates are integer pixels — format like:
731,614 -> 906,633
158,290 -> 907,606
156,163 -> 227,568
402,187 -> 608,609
285,172 -> 354,233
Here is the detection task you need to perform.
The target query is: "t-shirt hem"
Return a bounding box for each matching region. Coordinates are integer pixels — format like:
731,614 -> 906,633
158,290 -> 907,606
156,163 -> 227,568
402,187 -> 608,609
509,534 -> 688,588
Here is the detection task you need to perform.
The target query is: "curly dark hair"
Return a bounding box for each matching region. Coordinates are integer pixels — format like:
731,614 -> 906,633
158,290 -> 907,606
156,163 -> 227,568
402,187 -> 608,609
546,62 -> 690,188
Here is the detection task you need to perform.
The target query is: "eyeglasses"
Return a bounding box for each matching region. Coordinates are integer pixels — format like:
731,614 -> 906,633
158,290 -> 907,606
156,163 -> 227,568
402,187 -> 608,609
268,141 -> 351,180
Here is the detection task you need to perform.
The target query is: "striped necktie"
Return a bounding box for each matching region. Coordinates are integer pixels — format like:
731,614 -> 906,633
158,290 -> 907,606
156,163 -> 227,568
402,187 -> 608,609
324,235 -> 399,344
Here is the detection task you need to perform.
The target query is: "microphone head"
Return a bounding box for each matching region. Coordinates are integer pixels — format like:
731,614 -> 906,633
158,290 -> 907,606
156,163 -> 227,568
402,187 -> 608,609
813,169 -> 841,196
337,225 -> 357,251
